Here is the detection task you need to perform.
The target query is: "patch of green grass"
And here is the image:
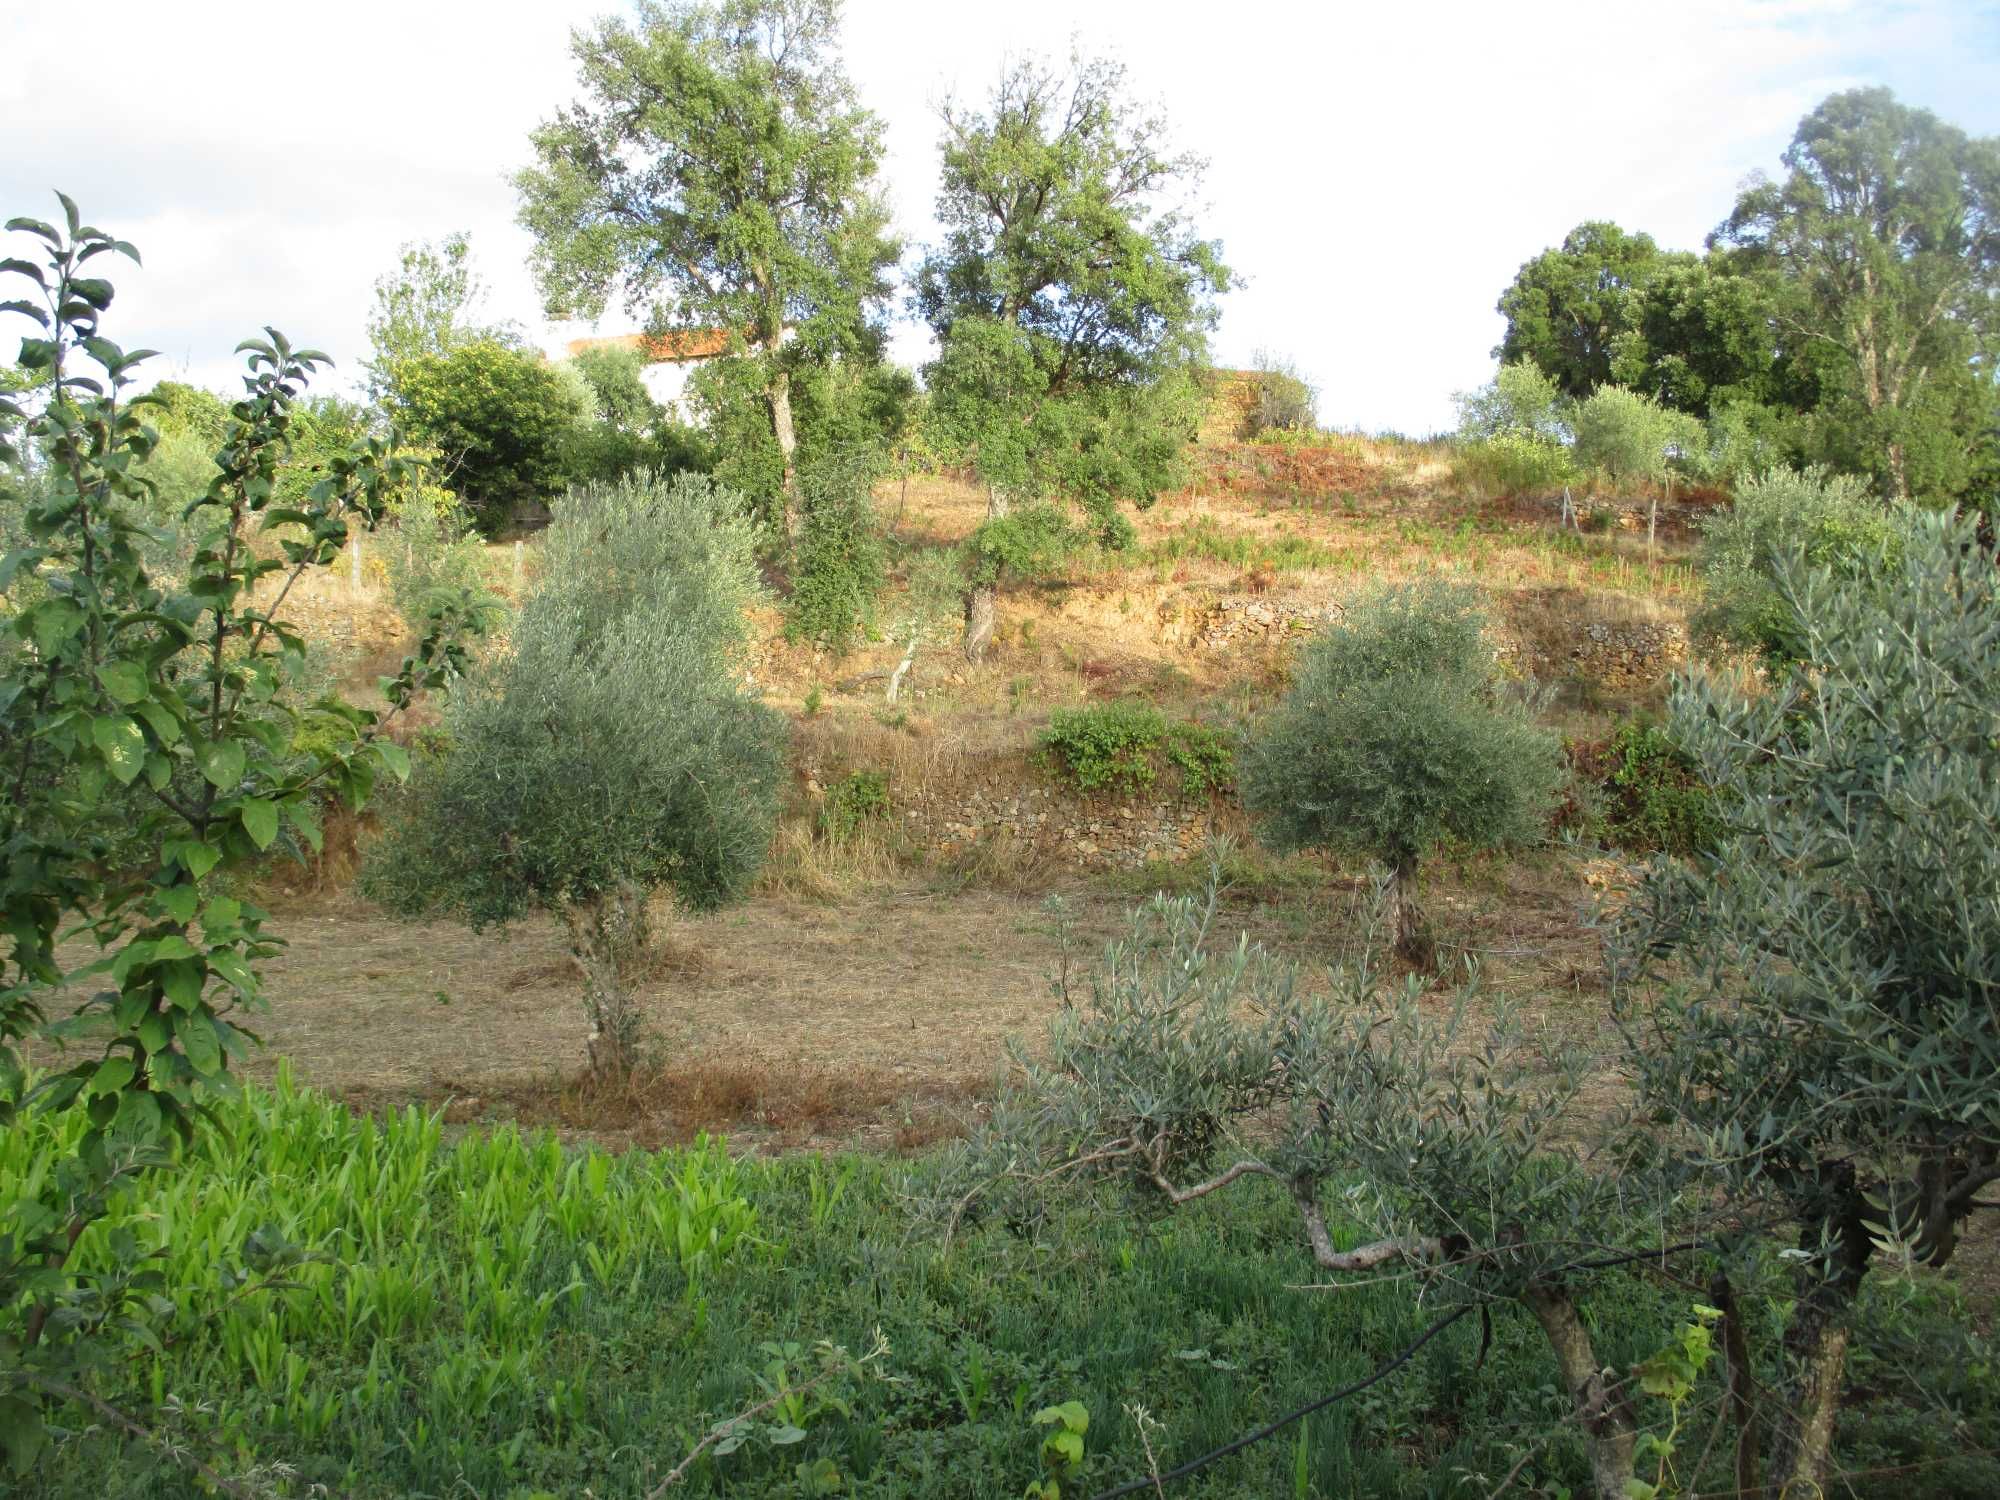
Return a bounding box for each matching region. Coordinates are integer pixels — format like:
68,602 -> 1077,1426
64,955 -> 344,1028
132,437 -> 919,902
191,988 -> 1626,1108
17,1074 -> 1992,1499
1139,516 -> 1352,574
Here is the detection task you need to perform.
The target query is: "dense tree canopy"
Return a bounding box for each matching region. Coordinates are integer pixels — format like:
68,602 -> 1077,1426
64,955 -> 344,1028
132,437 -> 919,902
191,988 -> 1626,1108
389,340 -> 590,529
1714,87 -> 2000,500
516,0 -> 897,539
1494,221 -> 1668,399
363,232 -> 519,398
915,51 -> 1231,657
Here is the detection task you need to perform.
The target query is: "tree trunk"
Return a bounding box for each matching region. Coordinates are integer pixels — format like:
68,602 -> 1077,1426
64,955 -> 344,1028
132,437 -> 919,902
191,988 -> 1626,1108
1386,852 -> 1434,971
1885,438 -> 1910,503
768,361 -> 800,548
1709,1272 -> 1763,1500
963,584 -> 996,662
961,483 -> 1010,662
1767,1208 -> 1871,1497
887,628 -> 918,704
562,882 -> 653,1083
1525,1284 -> 1637,1500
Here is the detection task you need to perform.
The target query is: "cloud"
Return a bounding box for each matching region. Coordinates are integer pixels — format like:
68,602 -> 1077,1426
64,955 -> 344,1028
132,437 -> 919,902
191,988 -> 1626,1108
4,0 -> 1994,432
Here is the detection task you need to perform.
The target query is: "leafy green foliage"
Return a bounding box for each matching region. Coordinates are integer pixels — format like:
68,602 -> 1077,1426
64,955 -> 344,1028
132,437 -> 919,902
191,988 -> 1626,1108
517,0 -> 899,532
1494,221 -> 1669,399
965,503 -> 1087,587
1571,383 -> 1703,492
379,482 -> 497,636
1716,88 -> 2000,501
1453,358 -> 1570,445
1571,718 -> 1721,856
1038,702 -> 1233,797
565,341 -> 714,486
1025,1399 -> 1089,1498
1451,360 -> 1577,498
786,448 -> 886,656
1693,463 -> 1903,659
916,51 -> 1230,538
0,197 -> 478,1474
365,469 -> 784,1075
389,340 -> 590,529
20,1068 -> 1848,1500
362,231 -> 520,398
1451,431 -> 1576,499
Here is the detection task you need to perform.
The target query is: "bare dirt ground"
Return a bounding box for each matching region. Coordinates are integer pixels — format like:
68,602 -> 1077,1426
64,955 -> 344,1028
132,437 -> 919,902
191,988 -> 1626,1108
219,844 -> 1611,1152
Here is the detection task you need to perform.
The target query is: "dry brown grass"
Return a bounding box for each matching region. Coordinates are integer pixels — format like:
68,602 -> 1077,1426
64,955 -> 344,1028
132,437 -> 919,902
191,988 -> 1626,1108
443,1052 -> 987,1152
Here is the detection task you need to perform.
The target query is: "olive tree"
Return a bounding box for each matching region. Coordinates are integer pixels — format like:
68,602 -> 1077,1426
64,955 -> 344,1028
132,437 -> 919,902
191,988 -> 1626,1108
365,470 -> 784,1080
1691,463 -> 1903,661
1610,505 -> 2000,1493
1239,580 -> 1562,968
947,879 -> 1679,1500
1572,382 -> 1704,548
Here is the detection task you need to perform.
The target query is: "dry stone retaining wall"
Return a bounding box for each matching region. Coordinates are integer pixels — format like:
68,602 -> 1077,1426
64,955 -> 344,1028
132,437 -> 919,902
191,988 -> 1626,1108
898,779 -> 1236,870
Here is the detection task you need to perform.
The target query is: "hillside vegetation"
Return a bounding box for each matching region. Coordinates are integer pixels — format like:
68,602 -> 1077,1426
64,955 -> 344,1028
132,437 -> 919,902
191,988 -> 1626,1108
5,17 -> 1998,1500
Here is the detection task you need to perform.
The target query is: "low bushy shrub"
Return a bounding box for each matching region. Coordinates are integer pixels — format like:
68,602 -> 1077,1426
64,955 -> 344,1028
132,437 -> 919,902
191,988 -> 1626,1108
1568,718 -> 1721,855
1694,464 -> 1905,660
1245,350 -> 1317,436
1040,702 -> 1235,797
381,482 -> 495,633
1452,431 -> 1576,498
819,769 -> 890,842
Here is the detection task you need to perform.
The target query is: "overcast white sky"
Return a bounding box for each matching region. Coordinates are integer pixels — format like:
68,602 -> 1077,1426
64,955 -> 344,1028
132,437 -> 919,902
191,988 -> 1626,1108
4,0 -> 1997,434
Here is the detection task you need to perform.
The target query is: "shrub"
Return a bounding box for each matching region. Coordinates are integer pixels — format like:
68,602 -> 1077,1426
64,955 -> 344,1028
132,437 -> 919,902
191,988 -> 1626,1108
1239,580 -> 1562,966
365,469 -> 785,1079
818,770 -> 889,842
380,481 -> 496,634
1454,357 -> 1569,444
1691,398 -> 1800,485
1693,463 -> 1903,659
1245,350 -> 1317,436
1040,703 -> 1235,798
1160,720 -> 1234,797
1572,718 -> 1721,855
786,448 -> 886,656
389,340 -> 591,529
1572,383 -> 1703,494
1452,430 -> 1576,498
1041,701 -> 1167,793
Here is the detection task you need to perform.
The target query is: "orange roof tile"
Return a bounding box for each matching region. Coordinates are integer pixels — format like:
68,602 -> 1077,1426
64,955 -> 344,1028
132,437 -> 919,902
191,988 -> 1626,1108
565,329 -> 737,364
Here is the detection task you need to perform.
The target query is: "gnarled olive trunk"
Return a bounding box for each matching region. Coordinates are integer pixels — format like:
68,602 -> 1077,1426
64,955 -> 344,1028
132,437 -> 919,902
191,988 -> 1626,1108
562,881 -> 653,1082
1766,1206 -> 1872,1497
1386,850 -> 1435,971
1525,1284 -> 1637,1500
963,583 -> 996,662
